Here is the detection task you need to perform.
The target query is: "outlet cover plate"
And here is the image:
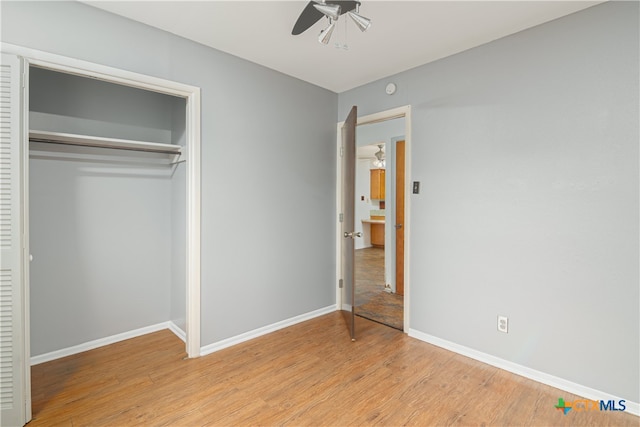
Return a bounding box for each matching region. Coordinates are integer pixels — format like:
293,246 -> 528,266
498,315 -> 509,333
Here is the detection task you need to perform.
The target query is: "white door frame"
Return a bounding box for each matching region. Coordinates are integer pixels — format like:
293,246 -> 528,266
1,43 -> 202,359
335,105 -> 412,332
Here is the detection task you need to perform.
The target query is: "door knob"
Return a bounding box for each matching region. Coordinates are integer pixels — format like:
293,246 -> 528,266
394,224 -> 403,229
344,231 -> 362,239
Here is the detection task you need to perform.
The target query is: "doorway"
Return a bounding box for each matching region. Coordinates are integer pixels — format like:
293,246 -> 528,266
28,66 -> 191,361
336,106 -> 411,335
353,134 -> 404,330
0,45 -> 202,425
21,54 -> 201,358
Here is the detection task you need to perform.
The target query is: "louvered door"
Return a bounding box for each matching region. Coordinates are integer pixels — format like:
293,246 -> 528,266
0,53 -> 29,427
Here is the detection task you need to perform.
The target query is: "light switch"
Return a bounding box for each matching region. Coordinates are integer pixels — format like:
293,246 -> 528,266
413,181 -> 420,194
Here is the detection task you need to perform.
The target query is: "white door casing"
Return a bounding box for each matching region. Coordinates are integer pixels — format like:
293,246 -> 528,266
0,42 -> 202,426
1,42 -> 202,357
335,105 -> 412,332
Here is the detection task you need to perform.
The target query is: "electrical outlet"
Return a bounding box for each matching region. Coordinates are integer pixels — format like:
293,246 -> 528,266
497,316 -> 509,333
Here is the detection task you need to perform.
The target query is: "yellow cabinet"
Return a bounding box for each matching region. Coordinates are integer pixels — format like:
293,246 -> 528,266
370,169 -> 385,200
370,222 -> 385,247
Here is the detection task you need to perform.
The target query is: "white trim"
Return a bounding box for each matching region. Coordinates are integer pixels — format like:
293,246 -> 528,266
1,43 -> 196,97
30,322 -> 173,366
2,42 -> 202,358
409,329 -> 640,417
186,88 -> 202,358
400,107 -> 411,333
169,321 -> 187,343
335,105 -> 412,332
355,106 -> 409,126
200,305 -> 336,357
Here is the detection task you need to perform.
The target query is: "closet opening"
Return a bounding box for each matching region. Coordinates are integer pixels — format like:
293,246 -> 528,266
27,64 -> 199,365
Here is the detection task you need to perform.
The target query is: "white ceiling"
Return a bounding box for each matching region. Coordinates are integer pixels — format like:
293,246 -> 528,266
83,0 -> 603,93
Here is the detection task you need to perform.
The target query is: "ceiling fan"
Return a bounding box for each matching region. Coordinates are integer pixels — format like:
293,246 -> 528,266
292,1 -> 371,45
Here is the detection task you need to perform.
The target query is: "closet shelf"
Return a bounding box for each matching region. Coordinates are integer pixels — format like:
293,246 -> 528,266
29,130 -> 182,155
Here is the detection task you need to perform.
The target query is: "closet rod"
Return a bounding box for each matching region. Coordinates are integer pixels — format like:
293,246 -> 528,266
29,130 -> 182,155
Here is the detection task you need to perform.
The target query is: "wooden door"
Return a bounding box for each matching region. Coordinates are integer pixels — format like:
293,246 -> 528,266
340,106 -> 357,341
395,140 -> 405,296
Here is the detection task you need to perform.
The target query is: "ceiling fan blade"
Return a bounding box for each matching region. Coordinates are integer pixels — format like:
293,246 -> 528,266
292,1 -> 360,36
292,2 -> 324,35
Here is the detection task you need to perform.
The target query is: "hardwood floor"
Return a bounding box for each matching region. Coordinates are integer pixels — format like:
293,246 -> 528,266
30,313 -> 637,426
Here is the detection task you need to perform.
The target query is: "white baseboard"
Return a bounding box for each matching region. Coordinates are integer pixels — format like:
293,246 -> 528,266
200,305 -> 336,357
29,306 -> 334,365
30,321 -> 178,365
409,329 -> 639,417
168,321 -> 186,342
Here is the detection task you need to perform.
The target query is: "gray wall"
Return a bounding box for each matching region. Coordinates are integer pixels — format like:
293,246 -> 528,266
29,66 -> 176,143
28,155 -> 173,355
339,2 -> 639,402
2,1 -> 338,348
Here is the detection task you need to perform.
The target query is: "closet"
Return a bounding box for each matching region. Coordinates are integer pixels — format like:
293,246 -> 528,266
28,66 -> 187,359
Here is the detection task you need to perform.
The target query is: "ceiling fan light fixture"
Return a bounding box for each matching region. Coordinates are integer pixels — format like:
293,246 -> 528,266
313,2 -> 341,21
318,19 -> 336,44
347,11 -> 371,32
373,144 -> 385,168
293,0 -> 370,46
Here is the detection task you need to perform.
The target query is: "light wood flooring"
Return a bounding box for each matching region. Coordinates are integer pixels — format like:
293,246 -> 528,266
30,313 -> 637,426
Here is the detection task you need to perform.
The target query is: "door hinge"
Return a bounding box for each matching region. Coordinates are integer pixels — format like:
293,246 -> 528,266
340,146 -> 344,157
339,213 -> 344,223
339,279 -> 343,289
